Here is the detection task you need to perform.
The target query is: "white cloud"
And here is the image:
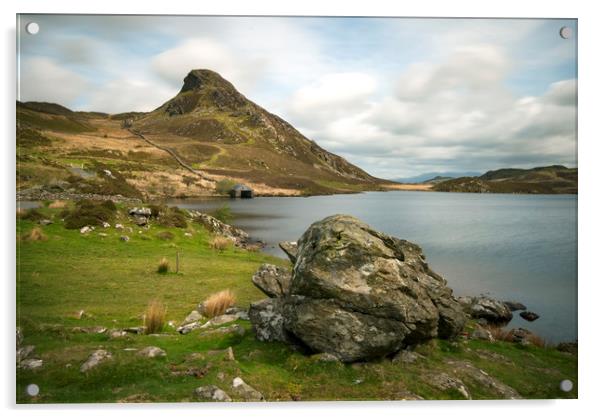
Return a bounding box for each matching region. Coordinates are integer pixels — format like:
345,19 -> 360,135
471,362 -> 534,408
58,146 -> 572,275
19,57 -> 88,105
281,44 -> 577,178
151,38 -> 264,95
84,77 -> 175,114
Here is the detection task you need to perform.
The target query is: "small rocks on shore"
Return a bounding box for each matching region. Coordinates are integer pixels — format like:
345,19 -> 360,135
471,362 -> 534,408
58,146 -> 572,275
519,311 -> 540,322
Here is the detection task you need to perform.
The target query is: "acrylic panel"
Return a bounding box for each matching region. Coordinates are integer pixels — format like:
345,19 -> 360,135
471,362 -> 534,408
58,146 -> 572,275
16,15 -> 577,403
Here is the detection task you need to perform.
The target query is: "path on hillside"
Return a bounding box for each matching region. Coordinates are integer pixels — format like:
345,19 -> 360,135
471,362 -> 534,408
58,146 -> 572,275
128,129 -> 215,182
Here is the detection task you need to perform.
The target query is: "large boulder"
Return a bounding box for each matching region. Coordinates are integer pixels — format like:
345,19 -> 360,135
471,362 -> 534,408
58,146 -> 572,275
251,215 -> 466,362
252,264 -> 292,298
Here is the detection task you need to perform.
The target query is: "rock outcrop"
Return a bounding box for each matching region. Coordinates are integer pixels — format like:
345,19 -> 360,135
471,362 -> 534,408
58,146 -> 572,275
458,296 -> 513,324
249,215 -> 466,362
190,211 -> 249,247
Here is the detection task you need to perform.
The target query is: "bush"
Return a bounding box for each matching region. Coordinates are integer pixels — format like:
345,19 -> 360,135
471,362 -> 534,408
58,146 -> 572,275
20,208 -> 45,221
210,236 -> 231,251
156,207 -> 188,228
156,231 -> 175,241
144,300 -> 166,334
211,204 -> 233,224
148,204 -> 165,218
202,290 -> 236,318
215,179 -> 237,195
157,257 -> 169,274
100,200 -> 117,211
63,199 -> 117,229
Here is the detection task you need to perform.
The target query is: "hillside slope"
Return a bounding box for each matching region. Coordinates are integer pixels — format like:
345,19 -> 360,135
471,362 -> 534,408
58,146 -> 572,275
17,70 -> 391,200
432,166 -> 577,194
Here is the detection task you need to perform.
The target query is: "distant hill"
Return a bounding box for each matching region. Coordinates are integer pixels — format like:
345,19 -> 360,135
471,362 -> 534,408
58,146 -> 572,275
392,171 -> 481,184
16,69 -> 393,199
432,165 -> 577,194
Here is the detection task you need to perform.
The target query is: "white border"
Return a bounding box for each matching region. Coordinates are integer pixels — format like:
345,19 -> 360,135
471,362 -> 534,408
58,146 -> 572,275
3,1 -> 601,418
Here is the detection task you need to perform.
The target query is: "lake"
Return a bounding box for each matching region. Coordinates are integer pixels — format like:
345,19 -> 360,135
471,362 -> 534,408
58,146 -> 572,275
171,191 -> 577,344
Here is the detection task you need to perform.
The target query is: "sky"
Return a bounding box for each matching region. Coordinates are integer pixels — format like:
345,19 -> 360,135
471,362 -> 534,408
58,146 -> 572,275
17,15 -> 577,179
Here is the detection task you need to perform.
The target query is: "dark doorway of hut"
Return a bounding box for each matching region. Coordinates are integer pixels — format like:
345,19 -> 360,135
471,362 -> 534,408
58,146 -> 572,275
229,184 -> 254,198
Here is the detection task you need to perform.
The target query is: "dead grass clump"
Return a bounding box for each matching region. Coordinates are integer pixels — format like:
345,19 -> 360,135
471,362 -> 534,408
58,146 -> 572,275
202,290 -> 236,318
48,200 -> 67,208
22,227 -> 47,242
486,326 -> 547,348
210,236 -> 231,251
157,257 -> 169,274
144,300 -> 166,334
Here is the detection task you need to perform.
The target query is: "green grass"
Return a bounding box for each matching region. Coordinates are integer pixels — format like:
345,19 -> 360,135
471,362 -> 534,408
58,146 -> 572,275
16,207 -> 577,403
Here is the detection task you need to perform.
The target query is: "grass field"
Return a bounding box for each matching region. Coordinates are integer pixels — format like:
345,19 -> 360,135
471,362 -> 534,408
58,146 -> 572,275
16,205 -> 577,402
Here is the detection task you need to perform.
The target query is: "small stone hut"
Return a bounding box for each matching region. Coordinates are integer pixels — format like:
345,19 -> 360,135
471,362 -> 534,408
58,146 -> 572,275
229,184 -> 254,198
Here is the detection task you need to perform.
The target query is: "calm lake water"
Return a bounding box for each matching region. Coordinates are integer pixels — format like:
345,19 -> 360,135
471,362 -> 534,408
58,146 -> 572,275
172,191 -> 577,343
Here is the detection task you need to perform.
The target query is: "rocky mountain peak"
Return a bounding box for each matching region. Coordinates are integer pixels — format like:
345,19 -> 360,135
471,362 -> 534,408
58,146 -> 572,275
180,69 -> 238,94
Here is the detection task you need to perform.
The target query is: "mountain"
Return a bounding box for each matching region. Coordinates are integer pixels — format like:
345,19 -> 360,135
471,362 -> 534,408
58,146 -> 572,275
17,69 -> 393,199
432,165 -> 577,194
392,171 -> 481,184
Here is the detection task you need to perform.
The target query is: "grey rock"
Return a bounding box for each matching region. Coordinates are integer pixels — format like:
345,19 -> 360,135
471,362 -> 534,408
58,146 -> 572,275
471,326 -> 494,342
503,301 -> 527,311
190,211 -> 249,247
392,349 -> 424,364
519,311 -> 540,322
38,219 -> 53,226
279,215 -> 466,362
129,207 -> 152,217
459,295 -> 513,324
80,349 -> 112,372
446,360 -> 522,399
115,223 -> 124,229
249,298 -> 288,342
427,372 -> 471,399
80,226 -> 93,234
507,328 -> 533,344
199,324 -> 245,338
138,346 -> 166,358
310,352 -> 340,362
199,314 -> 238,328
19,358 -> 43,370
194,385 -> 232,402
251,263 -> 292,298
124,326 -> 145,334
120,235 -> 130,242
278,241 -> 298,263
182,310 -> 203,325
232,377 -> 264,401
109,330 -> 127,339
133,215 -> 148,226
17,345 -> 36,363
177,321 -> 202,335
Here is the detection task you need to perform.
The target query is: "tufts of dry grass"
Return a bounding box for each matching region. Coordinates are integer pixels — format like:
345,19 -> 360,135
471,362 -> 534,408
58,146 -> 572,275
202,290 -> 236,318
48,200 -> 67,209
157,258 -> 169,274
486,325 -> 547,348
22,227 -> 48,242
144,300 -> 166,334
210,236 -> 231,251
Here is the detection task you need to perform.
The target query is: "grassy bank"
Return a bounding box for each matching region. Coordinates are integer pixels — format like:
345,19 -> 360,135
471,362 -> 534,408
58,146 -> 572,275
16,205 -> 577,402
